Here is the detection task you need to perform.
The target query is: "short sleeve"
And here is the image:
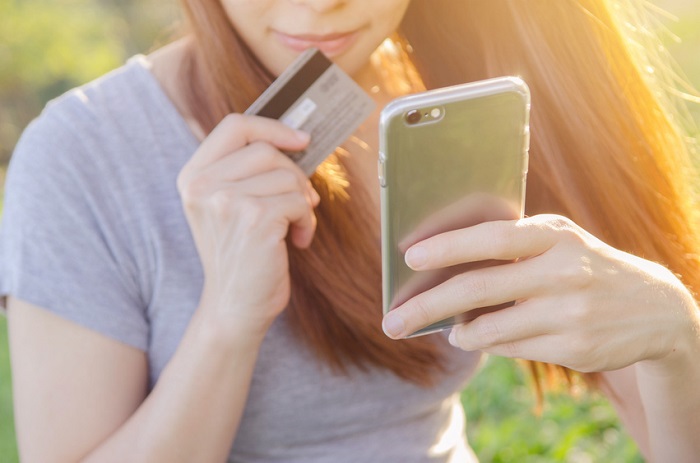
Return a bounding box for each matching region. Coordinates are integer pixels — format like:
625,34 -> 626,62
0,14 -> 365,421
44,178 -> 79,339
0,105 -> 149,351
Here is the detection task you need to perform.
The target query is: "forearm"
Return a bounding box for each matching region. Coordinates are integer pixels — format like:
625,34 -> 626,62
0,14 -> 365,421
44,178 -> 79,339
83,309 -> 264,463
635,313 -> 700,462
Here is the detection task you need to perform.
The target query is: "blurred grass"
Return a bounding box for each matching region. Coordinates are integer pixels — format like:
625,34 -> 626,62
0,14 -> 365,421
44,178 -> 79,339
656,0 -> 700,136
462,356 -> 644,462
0,316 -> 17,463
0,1 -> 699,462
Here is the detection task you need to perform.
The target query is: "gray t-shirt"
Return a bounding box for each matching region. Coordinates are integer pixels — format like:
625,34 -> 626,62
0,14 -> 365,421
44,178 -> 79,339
0,55 -> 482,463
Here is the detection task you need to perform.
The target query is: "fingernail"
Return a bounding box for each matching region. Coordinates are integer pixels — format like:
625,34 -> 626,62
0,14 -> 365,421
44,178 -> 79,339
382,313 -> 405,338
311,188 -> 321,206
295,130 -> 310,143
405,246 -> 428,269
448,329 -> 458,347
447,328 -> 459,347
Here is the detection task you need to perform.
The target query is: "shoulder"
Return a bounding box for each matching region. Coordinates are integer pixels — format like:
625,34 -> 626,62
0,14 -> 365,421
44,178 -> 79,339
4,55 -> 198,246
10,53 -> 197,196
14,57 -> 158,165
147,38 -> 207,140
27,56 -> 161,144
5,59 -> 150,218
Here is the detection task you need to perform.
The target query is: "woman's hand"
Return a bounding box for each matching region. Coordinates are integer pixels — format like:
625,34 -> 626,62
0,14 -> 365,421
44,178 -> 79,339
177,114 -> 319,339
382,214 -> 699,373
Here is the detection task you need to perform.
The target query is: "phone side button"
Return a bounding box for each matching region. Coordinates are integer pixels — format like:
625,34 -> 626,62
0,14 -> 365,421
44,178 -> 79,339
378,156 -> 387,187
523,151 -> 529,174
523,126 -> 531,150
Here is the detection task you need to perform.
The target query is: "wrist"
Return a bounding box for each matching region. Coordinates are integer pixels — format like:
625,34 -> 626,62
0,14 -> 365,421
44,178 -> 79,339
638,297 -> 700,379
190,303 -> 272,357
194,283 -> 280,350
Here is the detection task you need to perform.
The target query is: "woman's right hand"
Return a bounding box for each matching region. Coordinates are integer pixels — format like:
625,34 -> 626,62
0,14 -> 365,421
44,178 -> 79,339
177,114 -> 319,339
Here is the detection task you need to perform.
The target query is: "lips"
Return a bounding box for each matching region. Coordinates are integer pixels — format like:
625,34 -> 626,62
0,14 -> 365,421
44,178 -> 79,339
274,30 -> 360,56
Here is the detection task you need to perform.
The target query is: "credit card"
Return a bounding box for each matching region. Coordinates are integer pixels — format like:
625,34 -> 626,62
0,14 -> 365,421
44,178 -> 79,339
245,48 -> 376,176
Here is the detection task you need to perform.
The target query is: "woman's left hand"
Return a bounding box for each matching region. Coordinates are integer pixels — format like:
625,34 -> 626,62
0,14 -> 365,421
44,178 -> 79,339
382,214 -> 699,373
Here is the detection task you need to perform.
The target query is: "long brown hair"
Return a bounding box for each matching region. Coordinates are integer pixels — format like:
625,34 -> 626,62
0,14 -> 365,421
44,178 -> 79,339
178,0 -> 700,387
178,0 -> 448,386
401,0 -> 700,389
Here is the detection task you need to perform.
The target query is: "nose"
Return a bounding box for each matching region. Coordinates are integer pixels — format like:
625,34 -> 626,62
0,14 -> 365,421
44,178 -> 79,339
288,0 -> 347,13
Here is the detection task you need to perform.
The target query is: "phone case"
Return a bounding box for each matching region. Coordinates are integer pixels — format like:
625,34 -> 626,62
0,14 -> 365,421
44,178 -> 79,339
379,77 -> 531,337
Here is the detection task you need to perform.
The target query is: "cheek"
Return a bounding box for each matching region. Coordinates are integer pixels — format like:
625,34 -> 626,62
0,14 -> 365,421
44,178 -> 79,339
221,0 -> 271,8
220,5 -> 272,53
220,1 -> 271,33
380,0 -> 411,17
372,0 -> 411,34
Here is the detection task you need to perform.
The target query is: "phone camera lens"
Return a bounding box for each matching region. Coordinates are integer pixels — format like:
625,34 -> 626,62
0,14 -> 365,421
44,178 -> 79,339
405,110 -> 421,125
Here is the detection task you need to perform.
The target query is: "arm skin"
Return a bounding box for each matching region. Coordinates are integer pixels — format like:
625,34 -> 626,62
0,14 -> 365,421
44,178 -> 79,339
8,115 -> 319,463
382,214 -> 700,462
601,332 -> 700,462
8,296 -> 266,463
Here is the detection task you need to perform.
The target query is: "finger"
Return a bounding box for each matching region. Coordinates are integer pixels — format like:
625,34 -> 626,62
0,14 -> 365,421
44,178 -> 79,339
398,191 -> 522,252
191,114 -> 310,168
450,326 -> 553,362
289,209 -> 318,249
231,169 -> 320,208
202,141 -> 304,180
289,195 -> 317,249
220,144 -> 319,206
195,141 -> 314,200
445,300 -> 555,352
225,169 -> 305,197
308,179 -> 321,207
404,215 -> 568,271
449,325 -> 583,370
382,258 -> 548,339
265,192 -> 318,249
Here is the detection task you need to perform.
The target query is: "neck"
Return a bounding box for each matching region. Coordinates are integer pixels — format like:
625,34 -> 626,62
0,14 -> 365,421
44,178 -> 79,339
148,37 -> 208,141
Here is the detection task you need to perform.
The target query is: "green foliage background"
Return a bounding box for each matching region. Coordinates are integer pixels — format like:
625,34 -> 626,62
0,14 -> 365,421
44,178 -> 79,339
0,1 -> 698,461
0,0 -> 180,164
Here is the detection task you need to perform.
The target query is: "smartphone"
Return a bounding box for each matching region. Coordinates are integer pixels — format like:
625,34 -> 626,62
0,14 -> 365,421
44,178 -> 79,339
379,77 -> 531,337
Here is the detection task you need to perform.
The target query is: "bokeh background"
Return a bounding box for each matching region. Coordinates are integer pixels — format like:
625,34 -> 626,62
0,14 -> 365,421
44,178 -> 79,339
0,0 -> 698,461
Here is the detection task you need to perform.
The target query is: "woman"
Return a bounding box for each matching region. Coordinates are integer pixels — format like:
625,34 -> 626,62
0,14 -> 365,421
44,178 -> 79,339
2,0 -> 699,461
